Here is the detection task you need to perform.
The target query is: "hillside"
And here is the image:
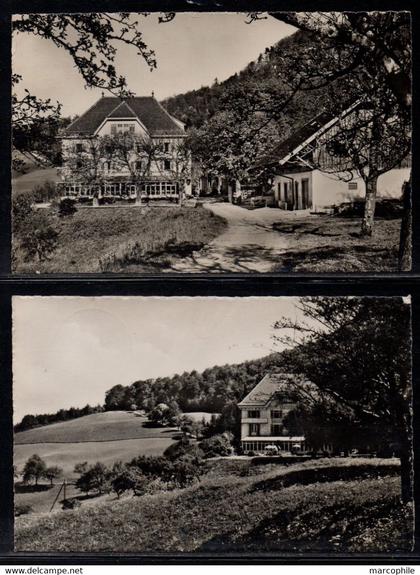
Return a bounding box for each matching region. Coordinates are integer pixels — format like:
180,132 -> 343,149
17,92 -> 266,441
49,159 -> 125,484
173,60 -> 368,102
162,30 -> 340,134
14,411 -> 176,445
15,458 -> 411,553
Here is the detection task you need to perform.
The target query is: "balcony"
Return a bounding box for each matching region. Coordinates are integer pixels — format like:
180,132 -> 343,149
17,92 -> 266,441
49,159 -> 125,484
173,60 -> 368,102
242,417 -> 268,424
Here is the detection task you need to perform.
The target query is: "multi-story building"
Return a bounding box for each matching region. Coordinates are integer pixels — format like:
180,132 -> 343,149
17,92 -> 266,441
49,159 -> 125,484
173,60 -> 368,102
57,95 -> 192,204
238,373 -> 307,454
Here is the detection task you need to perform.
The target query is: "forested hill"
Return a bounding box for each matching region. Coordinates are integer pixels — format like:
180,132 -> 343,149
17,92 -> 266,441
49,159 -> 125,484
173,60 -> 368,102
104,351 -> 287,413
162,30 -> 332,130
15,350 -> 289,431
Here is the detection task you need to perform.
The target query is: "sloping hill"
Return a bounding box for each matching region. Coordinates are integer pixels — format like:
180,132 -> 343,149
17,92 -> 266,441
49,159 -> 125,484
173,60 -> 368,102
14,411 -> 176,445
15,459 -> 410,553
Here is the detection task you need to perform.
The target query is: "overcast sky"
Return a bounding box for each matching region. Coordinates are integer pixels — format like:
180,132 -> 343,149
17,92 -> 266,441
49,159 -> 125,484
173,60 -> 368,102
12,296 -> 303,422
12,13 -> 294,118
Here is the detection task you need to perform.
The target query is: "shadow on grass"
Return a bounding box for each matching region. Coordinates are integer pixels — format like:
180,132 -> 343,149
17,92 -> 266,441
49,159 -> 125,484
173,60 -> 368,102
15,483 -> 53,493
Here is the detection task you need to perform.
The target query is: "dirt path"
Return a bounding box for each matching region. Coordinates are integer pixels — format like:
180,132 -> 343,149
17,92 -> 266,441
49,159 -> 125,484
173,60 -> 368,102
172,203 -> 298,273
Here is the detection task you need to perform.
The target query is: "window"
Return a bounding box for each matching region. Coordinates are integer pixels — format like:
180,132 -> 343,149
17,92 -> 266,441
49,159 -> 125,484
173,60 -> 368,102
164,159 -> 172,171
249,423 -> 260,436
271,410 -> 282,419
348,182 -> 358,190
164,142 -> 170,152
271,424 -> 283,436
75,143 -> 84,153
247,410 -> 260,419
111,123 -> 135,134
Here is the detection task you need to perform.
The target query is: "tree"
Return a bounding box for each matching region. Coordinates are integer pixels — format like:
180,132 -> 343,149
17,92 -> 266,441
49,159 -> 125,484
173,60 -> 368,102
45,466 -> 63,486
274,297 -> 413,503
111,467 -> 147,498
22,454 -> 47,485
266,12 -> 412,255
148,401 -> 180,427
75,462 -> 110,495
74,462 -> 89,475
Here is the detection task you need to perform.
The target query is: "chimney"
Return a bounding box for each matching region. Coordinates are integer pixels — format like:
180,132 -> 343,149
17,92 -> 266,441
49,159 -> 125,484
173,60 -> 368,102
151,91 -> 155,98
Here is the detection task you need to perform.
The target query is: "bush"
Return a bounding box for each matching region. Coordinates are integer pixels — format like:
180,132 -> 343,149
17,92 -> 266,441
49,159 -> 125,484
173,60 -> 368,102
128,455 -> 173,480
19,211 -> 58,262
164,436 -> 204,462
199,433 -> 233,458
112,468 -> 147,498
15,503 -> 33,516
58,198 -> 77,218
75,462 -> 111,495
62,498 -> 81,510
32,180 -> 59,203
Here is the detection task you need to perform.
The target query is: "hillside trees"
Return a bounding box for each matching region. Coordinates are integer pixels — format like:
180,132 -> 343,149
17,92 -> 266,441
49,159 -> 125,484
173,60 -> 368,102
274,297 -> 413,503
45,466 -> 63,486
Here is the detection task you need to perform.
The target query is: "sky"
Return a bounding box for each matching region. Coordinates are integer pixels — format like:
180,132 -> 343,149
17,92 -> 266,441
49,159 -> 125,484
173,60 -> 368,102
12,13 -> 295,118
12,296 -> 302,422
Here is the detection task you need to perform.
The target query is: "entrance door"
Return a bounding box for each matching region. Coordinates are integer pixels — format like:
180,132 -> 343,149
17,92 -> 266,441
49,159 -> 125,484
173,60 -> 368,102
301,178 -> 310,209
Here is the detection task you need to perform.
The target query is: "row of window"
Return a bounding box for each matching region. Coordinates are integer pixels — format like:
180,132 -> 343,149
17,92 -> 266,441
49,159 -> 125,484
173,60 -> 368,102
61,181 -> 179,197
242,441 -> 305,453
248,423 -> 286,436
247,410 -> 283,419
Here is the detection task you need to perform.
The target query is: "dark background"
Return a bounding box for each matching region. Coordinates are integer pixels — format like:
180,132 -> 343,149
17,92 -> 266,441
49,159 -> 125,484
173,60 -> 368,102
1,0 -> 419,564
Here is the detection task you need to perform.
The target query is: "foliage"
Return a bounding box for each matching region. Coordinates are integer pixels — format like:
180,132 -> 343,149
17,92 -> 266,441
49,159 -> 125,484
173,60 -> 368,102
75,462 -> 111,495
22,454 -> 47,485
58,198 -> 77,218
148,401 -> 181,427
45,466 -> 63,486
19,210 -> 58,262
199,433 -> 233,458
111,468 -> 147,498
164,436 -> 204,462
12,194 -> 33,234
274,297 -> 412,501
32,180 -> 61,204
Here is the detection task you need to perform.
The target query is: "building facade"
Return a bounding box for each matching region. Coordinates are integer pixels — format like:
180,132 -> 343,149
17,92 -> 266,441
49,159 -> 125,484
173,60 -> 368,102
238,373 -> 308,455
265,104 -> 411,212
58,96 -> 192,204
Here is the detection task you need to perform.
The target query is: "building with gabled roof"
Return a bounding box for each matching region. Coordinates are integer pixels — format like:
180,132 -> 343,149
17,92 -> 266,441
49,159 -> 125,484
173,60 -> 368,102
58,95 -> 191,204
238,373 -> 309,455
258,103 -> 411,212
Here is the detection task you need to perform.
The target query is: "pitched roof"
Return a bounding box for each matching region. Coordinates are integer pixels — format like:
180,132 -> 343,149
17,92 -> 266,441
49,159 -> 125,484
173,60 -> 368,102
238,373 -> 302,407
64,97 -> 185,137
255,100 -> 363,169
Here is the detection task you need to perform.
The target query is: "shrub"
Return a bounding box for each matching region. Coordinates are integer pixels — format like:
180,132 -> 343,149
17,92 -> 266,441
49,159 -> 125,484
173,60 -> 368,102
128,455 -> 173,480
171,457 -> 203,487
14,503 -> 33,516
12,193 -> 34,233
164,436 -> 204,462
62,498 -> 81,510
32,180 -> 59,203
19,211 -> 58,262
112,468 -> 147,498
199,433 -> 233,458
58,198 -> 77,218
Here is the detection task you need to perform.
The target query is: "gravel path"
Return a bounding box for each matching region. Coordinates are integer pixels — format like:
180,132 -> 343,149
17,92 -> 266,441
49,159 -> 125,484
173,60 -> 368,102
172,202 -> 297,273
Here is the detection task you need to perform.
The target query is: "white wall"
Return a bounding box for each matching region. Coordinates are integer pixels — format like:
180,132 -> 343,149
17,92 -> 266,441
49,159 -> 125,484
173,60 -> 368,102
272,167 -> 410,211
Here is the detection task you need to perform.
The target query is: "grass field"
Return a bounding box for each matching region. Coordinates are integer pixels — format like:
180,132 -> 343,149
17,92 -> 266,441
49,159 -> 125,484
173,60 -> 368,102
12,167 -> 59,196
15,411 -> 178,444
14,412 -> 179,481
273,215 -> 402,272
12,205 -> 227,274
15,458 -> 412,553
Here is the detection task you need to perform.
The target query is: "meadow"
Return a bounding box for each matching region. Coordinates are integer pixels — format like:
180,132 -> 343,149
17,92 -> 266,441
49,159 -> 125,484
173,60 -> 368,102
12,204 -> 227,274
15,457 -> 412,553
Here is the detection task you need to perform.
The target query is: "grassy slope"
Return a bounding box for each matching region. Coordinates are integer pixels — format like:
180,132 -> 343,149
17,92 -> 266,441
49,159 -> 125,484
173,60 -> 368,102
14,412 -> 179,480
14,411 -> 177,444
13,206 -> 227,274
15,458 -> 412,553
273,216 -> 401,273
12,167 -> 59,195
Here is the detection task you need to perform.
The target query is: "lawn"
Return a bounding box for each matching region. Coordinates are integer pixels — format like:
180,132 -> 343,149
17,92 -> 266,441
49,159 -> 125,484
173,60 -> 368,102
273,215 -> 403,273
12,205 -> 227,274
15,458 -> 413,553
12,167 -> 60,196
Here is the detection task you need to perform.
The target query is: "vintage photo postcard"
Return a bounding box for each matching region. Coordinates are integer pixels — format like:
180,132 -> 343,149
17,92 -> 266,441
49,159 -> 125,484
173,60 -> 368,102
11,12 -> 412,274
13,296 -> 413,553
